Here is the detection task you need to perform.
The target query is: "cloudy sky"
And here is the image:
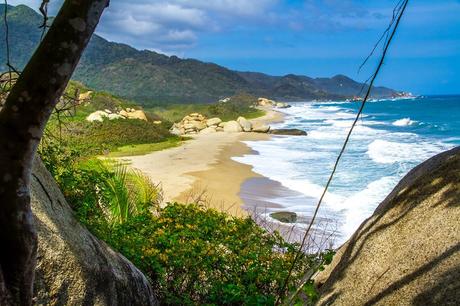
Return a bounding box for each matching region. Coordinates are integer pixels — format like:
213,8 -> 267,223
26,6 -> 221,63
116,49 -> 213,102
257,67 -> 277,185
8,0 -> 460,94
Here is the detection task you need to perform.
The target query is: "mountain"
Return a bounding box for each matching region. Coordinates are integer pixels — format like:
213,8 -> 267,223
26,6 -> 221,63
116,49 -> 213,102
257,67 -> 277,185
0,4 -> 400,105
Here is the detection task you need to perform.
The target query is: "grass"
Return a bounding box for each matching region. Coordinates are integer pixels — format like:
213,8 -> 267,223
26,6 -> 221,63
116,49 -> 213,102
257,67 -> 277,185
107,137 -> 187,158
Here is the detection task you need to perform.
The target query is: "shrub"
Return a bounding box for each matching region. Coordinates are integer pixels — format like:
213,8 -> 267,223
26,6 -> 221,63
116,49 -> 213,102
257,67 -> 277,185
102,203 -> 314,305
40,138 -> 326,306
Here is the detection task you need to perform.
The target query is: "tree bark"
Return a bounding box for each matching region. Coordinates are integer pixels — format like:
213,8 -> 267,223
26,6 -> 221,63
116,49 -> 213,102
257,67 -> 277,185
0,1 -> 109,304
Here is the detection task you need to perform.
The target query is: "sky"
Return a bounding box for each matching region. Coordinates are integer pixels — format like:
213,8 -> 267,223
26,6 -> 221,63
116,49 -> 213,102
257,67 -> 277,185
8,0 -> 460,94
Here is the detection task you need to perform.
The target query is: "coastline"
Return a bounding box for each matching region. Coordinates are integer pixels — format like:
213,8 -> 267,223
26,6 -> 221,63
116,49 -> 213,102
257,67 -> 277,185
122,107 -> 285,217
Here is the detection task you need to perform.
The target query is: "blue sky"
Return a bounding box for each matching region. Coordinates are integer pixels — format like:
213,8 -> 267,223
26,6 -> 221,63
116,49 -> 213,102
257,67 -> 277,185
9,0 -> 460,94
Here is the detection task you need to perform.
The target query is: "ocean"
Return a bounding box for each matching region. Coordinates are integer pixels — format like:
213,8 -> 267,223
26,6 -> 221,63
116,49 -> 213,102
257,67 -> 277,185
234,95 -> 460,248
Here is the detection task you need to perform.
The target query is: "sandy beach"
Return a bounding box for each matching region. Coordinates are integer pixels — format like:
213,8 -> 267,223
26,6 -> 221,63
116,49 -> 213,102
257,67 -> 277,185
122,107 -> 284,216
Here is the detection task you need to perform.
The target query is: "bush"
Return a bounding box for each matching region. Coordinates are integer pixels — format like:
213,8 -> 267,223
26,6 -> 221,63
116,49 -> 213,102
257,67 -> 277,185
104,203 -> 314,305
40,139 -> 327,306
52,119 -> 173,157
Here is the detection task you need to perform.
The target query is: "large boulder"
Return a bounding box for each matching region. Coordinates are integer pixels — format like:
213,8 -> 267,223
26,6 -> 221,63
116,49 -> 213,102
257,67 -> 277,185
78,91 -> 93,102
125,110 -> 148,121
31,158 -> 158,305
86,111 -> 109,123
252,122 -> 271,133
108,113 -> 124,120
237,116 -> 252,132
206,118 -> 222,127
269,128 -> 307,136
316,147 -> 460,306
200,126 -> 217,134
223,121 -> 243,133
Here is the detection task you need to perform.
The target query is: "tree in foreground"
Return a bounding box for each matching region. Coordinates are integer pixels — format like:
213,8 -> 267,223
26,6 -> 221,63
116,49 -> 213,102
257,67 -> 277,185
0,0 -> 109,304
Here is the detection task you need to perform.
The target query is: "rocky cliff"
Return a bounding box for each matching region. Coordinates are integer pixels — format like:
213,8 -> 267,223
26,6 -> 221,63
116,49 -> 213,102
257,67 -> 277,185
31,158 -> 157,305
316,147 -> 460,305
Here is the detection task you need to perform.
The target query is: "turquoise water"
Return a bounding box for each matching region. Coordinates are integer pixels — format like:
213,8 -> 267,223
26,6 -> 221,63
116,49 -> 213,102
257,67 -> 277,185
235,96 -> 460,246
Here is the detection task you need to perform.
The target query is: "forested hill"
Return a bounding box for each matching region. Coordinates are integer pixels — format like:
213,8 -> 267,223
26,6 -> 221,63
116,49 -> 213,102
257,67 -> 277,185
0,4 -> 400,105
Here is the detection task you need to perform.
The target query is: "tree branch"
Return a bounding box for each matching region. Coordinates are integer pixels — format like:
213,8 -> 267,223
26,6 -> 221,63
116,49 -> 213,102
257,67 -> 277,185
0,0 -> 109,304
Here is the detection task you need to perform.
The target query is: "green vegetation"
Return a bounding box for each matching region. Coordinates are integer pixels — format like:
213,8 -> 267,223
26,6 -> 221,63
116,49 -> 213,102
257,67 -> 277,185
38,129 -> 331,305
152,93 -> 265,122
52,119 -> 173,157
107,137 -> 186,158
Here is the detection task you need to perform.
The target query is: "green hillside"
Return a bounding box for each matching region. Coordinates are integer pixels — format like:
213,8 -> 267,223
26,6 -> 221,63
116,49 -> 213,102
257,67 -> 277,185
0,4 -> 400,105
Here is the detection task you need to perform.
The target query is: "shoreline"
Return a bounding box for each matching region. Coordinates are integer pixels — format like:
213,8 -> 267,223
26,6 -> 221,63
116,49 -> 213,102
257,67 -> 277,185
122,107 -> 285,217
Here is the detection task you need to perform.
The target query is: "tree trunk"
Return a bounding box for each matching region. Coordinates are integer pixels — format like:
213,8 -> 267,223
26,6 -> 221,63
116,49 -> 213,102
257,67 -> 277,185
0,1 -> 109,304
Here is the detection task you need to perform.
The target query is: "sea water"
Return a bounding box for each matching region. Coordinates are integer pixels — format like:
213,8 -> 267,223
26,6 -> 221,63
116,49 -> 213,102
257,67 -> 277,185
234,96 -> 460,247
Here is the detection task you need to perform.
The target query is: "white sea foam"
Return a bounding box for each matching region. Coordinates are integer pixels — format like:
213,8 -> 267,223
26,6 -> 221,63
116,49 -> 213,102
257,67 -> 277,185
236,99 -> 456,247
367,139 -> 449,164
392,118 -> 417,126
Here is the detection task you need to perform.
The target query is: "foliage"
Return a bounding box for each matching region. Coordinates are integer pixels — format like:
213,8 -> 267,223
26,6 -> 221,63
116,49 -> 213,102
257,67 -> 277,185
101,203 -> 314,305
39,138 -> 331,306
38,141 -> 161,228
47,119 -> 173,157
107,137 -> 187,158
151,93 -> 265,123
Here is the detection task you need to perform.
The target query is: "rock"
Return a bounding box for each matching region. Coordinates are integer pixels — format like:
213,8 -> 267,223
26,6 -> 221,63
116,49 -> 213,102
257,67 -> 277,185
252,122 -> 271,133
223,121 -> 243,133
86,110 -> 109,122
183,123 -> 196,130
108,113 -> 124,120
200,126 -> 217,134
275,102 -> 291,108
126,110 -> 148,121
269,129 -> 307,136
218,122 -> 225,128
104,109 -> 112,114
119,110 -> 129,118
193,121 -> 207,131
237,116 -> 252,132
258,97 -> 276,106
216,127 -> 224,132
78,91 -> 93,101
206,117 -> 222,127
170,124 -> 182,136
31,158 -> 158,305
316,147 -> 460,306
153,121 -> 162,125
270,212 -> 297,223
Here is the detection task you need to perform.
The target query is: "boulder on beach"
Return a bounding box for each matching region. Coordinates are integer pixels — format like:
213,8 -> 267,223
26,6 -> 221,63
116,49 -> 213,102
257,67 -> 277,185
223,121 -> 243,133
237,116 -> 252,132
200,126 -> 217,134
275,102 -> 291,109
270,212 -> 297,223
206,117 -> 222,127
258,97 -> 276,106
316,147 -> 460,306
269,128 -> 307,136
252,122 -> 271,133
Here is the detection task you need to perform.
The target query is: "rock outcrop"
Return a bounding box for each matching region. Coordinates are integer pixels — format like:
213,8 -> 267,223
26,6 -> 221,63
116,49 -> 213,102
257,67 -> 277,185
237,116 -> 252,132
316,147 -> 460,306
252,122 -> 271,133
170,113 -> 270,135
31,158 -> 158,305
223,120 -> 243,133
269,128 -> 307,136
258,97 -> 291,108
86,108 -> 148,122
